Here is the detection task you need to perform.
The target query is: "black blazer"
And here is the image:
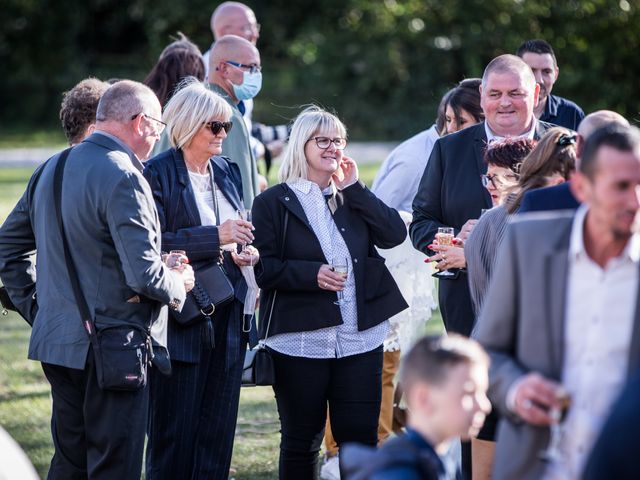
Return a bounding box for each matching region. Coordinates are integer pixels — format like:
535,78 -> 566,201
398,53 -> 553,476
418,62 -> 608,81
252,181 -> 408,338
518,181 -> 580,213
144,149 -> 247,363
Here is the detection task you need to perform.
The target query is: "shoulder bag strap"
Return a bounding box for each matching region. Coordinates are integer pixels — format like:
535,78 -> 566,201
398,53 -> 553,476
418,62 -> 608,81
262,208 -> 289,342
52,147 -> 97,339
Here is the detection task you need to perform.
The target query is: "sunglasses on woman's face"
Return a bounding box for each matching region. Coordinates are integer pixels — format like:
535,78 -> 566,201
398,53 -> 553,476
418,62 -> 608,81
204,121 -> 233,135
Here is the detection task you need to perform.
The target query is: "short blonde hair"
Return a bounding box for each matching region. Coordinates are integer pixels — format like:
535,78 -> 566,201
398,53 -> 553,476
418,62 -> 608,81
162,78 -> 232,150
278,105 -> 347,184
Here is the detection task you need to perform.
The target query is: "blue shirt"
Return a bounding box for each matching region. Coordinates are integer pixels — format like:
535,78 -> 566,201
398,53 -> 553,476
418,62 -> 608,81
540,94 -> 585,131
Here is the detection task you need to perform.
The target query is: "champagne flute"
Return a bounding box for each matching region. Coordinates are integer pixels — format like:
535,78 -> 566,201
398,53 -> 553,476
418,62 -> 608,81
434,227 -> 455,277
237,209 -> 252,252
539,391 -> 572,462
332,258 -> 349,306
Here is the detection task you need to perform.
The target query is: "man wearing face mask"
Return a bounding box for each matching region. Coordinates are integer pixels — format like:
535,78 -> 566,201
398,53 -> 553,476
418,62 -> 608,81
208,34 -> 262,207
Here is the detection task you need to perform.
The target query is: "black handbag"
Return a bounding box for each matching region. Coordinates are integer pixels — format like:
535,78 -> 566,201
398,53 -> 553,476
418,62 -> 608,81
241,209 -> 289,387
53,147 -> 150,391
170,262 -> 234,326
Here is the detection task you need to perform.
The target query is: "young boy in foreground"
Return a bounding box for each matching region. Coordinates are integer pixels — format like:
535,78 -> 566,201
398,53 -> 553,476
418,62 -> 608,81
340,334 -> 491,479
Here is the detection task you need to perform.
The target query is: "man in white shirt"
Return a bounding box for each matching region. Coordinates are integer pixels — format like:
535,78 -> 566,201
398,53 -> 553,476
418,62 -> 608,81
475,123 -> 640,480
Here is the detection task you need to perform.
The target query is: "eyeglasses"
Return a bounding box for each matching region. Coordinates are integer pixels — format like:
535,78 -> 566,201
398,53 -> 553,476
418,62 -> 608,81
225,61 -> 261,74
481,172 -> 518,189
204,121 -> 233,135
132,113 -> 166,135
308,136 -> 347,150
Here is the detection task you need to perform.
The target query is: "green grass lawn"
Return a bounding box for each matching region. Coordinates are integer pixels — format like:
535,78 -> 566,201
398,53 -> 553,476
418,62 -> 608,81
0,164 -> 443,479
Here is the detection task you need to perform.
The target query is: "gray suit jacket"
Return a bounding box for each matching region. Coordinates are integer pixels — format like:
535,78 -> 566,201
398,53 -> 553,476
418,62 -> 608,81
475,211 -> 640,479
0,133 -> 186,369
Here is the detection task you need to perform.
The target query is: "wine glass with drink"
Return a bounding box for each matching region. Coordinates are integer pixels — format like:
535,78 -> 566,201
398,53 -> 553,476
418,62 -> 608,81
332,257 -> 349,306
237,209 -> 252,252
434,227 -> 455,277
539,390 -> 572,463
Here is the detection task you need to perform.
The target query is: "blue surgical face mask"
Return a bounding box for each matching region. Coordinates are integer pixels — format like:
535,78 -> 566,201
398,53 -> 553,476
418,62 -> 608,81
232,71 -> 262,101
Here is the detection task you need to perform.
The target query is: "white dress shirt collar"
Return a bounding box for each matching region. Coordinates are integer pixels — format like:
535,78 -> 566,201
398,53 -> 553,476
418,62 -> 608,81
569,204 -> 640,263
484,118 -> 537,143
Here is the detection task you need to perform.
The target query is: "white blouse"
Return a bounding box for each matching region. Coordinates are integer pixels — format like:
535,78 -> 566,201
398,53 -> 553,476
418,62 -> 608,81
265,178 -> 388,359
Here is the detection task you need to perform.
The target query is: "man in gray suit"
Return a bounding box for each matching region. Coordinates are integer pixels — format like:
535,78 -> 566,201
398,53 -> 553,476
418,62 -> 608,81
0,80 -> 192,479
475,123 -> 640,479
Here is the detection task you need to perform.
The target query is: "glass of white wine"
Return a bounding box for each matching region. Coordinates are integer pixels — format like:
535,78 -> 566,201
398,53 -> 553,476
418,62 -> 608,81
237,209 -> 253,252
434,227 -> 455,277
539,391 -> 572,463
332,257 -> 349,306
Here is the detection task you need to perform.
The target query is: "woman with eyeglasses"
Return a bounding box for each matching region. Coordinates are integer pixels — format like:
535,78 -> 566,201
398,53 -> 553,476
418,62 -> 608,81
463,129 -> 575,480
251,105 -> 407,480
427,138 -> 535,275
143,79 -> 259,480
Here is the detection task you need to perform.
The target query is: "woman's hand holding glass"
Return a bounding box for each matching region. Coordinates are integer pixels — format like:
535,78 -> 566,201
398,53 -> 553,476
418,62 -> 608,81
218,218 -> 254,246
232,245 -> 259,267
317,264 -> 347,292
427,235 -> 467,270
332,155 -> 359,189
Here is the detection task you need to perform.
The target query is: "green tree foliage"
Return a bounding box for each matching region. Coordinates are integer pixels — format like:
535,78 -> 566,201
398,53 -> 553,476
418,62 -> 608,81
1,0 -> 638,140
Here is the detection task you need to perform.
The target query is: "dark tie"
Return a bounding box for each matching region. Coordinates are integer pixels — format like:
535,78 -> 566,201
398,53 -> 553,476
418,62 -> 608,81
237,101 -> 246,116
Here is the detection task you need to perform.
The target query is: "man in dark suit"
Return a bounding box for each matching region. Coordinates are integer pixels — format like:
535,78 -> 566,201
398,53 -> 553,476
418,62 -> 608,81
475,124 -> 640,479
0,80 -> 191,479
519,109 -> 630,213
516,39 -> 585,130
411,54 -> 552,479
411,54 -> 552,337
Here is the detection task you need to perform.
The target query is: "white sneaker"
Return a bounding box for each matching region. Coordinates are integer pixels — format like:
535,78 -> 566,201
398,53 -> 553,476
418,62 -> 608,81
320,455 -> 341,480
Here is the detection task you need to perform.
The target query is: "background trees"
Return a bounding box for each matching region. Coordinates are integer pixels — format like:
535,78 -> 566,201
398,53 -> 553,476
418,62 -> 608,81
1,0 -> 638,140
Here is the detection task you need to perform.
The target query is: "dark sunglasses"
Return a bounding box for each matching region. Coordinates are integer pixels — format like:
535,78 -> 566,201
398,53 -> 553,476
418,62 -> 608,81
204,121 -> 233,135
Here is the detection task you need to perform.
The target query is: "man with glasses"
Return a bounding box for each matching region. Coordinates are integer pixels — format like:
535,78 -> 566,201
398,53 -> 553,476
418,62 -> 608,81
208,34 -> 262,207
410,54 -> 553,479
0,80 -> 193,480
204,1 -> 288,179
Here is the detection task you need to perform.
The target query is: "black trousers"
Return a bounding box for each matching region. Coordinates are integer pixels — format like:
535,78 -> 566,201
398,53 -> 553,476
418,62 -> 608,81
41,349 -> 148,480
145,306 -> 246,480
270,345 -> 383,480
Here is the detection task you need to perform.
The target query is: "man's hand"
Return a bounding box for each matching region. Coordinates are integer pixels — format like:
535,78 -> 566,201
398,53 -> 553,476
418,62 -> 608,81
172,263 -> 195,293
458,218 -> 479,242
512,373 -> 566,426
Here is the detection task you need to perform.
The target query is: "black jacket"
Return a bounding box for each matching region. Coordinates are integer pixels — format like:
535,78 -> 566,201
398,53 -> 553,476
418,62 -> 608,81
252,180 -> 408,338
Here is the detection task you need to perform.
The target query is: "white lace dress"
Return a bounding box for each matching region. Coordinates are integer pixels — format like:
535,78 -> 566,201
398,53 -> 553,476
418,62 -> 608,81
377,211 -> 437,353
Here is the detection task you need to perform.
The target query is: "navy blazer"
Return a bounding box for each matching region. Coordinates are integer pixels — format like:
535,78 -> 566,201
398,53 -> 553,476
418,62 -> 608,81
252,181 -> 408,338
518,181 -> 580,213
583,371 -> 640,480
144,149 -> 248,363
